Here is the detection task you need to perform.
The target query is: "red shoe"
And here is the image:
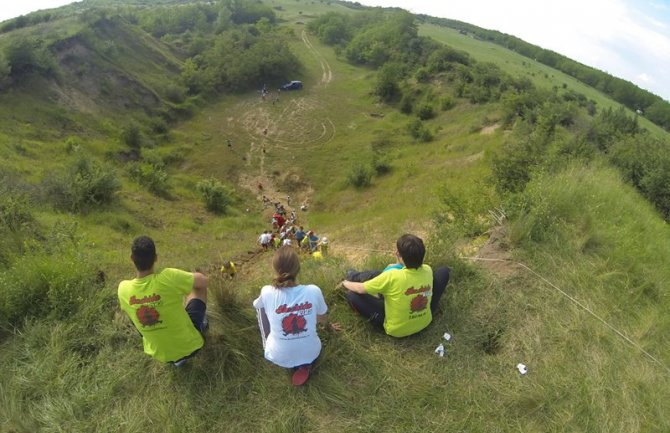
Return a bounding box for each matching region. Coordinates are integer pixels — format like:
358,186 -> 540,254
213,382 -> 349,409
291,365 -> 311,386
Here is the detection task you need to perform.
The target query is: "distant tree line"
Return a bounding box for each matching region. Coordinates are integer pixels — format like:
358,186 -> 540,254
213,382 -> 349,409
418,15 -> 670,133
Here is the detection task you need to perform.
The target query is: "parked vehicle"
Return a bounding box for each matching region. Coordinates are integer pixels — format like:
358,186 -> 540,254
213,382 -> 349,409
281,80 -> 303,90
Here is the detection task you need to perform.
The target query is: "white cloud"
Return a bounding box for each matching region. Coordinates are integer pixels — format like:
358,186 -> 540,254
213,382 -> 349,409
0,1 -> 78,23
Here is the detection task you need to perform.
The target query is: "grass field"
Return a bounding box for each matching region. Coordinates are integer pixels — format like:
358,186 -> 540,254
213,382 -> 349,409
1,1 -> 669,432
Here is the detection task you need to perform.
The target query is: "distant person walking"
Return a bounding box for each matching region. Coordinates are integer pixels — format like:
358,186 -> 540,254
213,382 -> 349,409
252,246 -> 339,386
117,236 -> 208,365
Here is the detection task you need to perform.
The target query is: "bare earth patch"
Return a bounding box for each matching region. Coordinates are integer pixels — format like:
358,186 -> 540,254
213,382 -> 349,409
472,226 -> 518,279
481,123 -> 500,135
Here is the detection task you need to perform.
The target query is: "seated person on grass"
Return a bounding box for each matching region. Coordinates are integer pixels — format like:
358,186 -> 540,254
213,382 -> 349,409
342,234 -> 450,338
117,236 -> 208,366
253,246 -> 339,386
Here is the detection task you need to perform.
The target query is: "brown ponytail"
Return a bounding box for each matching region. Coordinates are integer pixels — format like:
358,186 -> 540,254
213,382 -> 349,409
272,246 -> 300,288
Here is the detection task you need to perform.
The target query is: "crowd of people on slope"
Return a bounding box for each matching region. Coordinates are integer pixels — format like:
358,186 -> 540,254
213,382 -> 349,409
257,198 -> 328,258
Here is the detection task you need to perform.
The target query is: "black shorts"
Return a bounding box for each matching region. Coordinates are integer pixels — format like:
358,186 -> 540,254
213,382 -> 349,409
186,298 -> 207,334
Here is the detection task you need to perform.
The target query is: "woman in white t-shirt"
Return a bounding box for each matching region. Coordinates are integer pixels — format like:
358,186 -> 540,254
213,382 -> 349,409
253,246 -> 337,386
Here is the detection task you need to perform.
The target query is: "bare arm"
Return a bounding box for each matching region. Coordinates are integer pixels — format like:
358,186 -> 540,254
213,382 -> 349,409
189,272 -> 208,303
342,280 -> 367,294
317,314 -> 342,332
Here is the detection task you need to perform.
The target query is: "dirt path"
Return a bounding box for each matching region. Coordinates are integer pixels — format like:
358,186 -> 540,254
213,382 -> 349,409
302,30 -> 333,86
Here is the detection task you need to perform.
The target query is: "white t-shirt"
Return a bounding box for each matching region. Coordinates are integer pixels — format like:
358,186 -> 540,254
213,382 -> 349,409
258,233 -> 271,245
252,284 -> 327,368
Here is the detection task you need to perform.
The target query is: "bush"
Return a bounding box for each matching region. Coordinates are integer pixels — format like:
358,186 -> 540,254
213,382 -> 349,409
415,67 -> 430,83
0,236 -> 100,326
0,193 -> 33,232
48,157 -> 121,212
121,124 -> 142,148
348,164 -> 372,188
440,96 -> 455,111
407,119 -> 433,142
416,103 -> 435,120
197,178 -> 232,214
372,154 -> 391,175
128,161 -> 170,197
399,95 -> 413,114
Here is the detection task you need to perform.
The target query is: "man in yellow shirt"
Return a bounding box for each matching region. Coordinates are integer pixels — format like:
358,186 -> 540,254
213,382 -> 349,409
342,234 -> 450,338
118,236 -> 208,364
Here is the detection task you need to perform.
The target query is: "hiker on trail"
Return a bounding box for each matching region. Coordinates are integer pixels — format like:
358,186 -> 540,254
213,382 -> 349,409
341,234 -> 450,338
288,210 -> 297,225
252,246 -> 339,386
273,233 -> 281,249
295,226 -> 306,246
257,182 -> 263,192
221,260 -> 236,279
287,195 -> 291,206
272,213 -> 286,231
117,236 -> 208,365
307,231 -> 319,252
258,230 -> 272,250
319,237 -> 329,256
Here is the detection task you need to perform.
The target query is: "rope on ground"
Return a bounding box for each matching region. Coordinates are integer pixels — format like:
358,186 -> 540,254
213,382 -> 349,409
464,256 -> 670,375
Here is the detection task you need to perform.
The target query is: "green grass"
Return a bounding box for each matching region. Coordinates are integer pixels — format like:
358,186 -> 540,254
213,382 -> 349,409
419,23 -> 668,139
1,0 -> 670,431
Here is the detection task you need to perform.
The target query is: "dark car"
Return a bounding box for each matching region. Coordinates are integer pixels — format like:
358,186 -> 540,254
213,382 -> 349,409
281,80 -> 303,90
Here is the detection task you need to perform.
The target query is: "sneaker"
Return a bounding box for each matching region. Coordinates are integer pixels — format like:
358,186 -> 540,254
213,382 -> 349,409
291,365 -> 311,386
201,314 -> 209,333
173,358 -> 188,367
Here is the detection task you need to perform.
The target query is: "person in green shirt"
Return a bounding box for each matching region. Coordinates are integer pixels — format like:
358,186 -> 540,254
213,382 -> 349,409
118,236 -> 208,365
342,234 -> 450,338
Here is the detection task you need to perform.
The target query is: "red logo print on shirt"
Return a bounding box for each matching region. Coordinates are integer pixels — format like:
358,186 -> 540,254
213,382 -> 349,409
281,313 -> 307,336
410,295 -> 428,313
137,305 -> 161,326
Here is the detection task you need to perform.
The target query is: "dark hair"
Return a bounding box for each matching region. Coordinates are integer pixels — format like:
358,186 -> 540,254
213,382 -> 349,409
131,236 -> 157,272
272,246 -> 300,288
396,234 -> 425,269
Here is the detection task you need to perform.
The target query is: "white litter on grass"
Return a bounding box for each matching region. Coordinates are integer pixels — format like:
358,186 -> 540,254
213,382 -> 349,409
435,344 -> 445,357
516,363 -> 528,375
443,332 -> 452,341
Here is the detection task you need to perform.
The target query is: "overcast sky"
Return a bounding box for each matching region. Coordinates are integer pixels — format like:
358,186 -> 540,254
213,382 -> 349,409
2,0 -> 669,101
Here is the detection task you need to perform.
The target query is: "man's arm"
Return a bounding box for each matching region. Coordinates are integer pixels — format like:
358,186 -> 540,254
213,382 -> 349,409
342,280 -> 366,294
189,272 -> 208,303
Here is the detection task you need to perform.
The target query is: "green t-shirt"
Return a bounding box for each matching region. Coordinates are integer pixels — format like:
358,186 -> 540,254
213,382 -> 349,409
118,268 -> 204,362
363,264 -> 433,337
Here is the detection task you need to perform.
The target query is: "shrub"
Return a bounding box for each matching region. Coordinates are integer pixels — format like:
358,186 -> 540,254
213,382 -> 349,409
407,119 -> 433,142
399,95 -> 413,114
348,163 -> 372,188
416,103 -> 435,120
48,157 -> 121,212
440,96 -> 455,111
128,161 -> 170,197
0,193 -> 33,232
372,154 -> 391,175
197,178 -> 232,214
415,67 -> 430,83
0,242 -> 99,326
121,123 -> 142,148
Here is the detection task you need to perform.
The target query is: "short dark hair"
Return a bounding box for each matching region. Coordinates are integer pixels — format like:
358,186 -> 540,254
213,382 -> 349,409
396,234 -> 425,269
131,236 -> 156,272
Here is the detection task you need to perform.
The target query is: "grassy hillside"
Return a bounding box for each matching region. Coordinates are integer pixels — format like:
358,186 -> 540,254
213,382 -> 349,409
0,1 -> 669,432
